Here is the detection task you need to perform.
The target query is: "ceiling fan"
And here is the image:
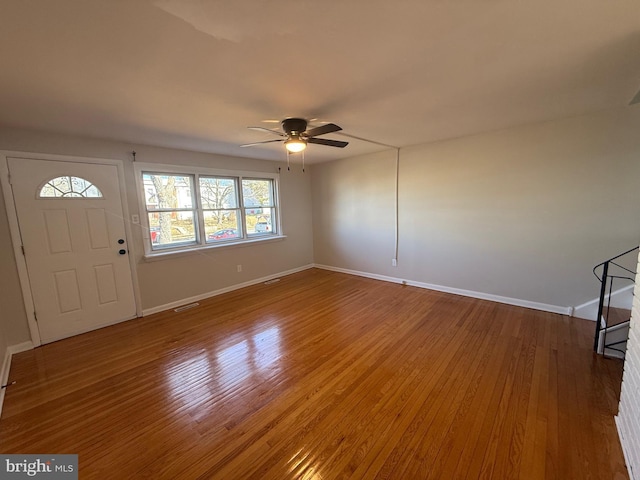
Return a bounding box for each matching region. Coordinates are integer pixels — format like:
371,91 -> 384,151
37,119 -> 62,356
240,118 -> 349,153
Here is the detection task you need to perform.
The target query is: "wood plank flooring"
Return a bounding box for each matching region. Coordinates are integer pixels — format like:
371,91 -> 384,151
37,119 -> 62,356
0,269 -> 628,479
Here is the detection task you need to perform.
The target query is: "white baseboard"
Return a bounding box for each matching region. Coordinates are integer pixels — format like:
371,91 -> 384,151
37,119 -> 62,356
313,264 -> 573,316
142,264 -> 314,316
573,284 -> 635,321
7,341 -> 34,356
615,415 -> 636,480
0,341 -> 34,417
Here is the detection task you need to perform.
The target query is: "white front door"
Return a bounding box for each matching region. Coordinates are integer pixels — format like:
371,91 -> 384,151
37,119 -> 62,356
8,157 -> 136,344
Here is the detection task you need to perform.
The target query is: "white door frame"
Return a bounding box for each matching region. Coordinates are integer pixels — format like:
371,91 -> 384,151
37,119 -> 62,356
0,151 -> 142,347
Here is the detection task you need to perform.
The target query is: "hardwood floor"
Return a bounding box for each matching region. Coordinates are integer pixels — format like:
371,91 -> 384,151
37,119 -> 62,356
0,269 -> 628,479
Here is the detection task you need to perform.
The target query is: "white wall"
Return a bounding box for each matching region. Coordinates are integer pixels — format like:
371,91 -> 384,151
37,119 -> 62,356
312,149 -> 397,274
0,181 -> 29,385
0,128 -> 314,346
0,185 -> 30,346
312,107 -> 640,311
617,249 -> 640,480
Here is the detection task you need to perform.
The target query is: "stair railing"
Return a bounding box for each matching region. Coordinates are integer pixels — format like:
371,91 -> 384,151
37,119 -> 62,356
592,246 -> 638,356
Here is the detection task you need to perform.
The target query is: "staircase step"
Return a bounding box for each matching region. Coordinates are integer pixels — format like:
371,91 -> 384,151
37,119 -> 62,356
605,307 -> 631,328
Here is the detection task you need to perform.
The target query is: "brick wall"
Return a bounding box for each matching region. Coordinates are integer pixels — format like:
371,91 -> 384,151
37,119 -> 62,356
617,250 -> 640,480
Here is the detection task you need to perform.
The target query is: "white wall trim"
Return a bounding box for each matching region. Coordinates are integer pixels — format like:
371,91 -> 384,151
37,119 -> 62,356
1,153 -> 41,346
313,264 -> 573,316
0,348 -> 11,417
573,284 -> 635,321
143,235 -> 287,262
8,341 -> 37,355
615,415 -> 636,480
0,341 -> 34,417
142,264 -> 314,316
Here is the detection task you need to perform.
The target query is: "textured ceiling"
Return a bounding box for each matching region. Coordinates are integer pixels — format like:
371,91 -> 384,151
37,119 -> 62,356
0,0 -> 639,162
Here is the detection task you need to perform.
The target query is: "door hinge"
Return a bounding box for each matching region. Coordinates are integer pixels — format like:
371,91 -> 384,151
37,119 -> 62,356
7,172 -> 11,185
33,311 -> 38,322
21,245 -> 25,256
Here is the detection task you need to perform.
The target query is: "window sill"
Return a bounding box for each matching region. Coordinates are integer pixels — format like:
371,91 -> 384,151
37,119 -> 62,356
142,235 -> 287,262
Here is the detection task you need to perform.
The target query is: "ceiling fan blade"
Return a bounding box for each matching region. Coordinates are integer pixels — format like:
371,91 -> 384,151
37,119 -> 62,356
240,139 -> 285,147
304,123 -> 342,137
248,126 -> 286,137
308,137 -> 349,148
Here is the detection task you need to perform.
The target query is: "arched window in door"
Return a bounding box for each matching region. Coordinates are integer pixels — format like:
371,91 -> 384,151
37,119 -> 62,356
38,176 -> 103,198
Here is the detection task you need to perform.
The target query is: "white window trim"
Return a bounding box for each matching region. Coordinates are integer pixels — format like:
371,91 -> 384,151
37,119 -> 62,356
134,162 -> 284,259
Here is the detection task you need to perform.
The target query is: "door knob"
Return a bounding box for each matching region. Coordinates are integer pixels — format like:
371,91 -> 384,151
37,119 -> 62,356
118,239 -> 125,244
119,249 -> 127,255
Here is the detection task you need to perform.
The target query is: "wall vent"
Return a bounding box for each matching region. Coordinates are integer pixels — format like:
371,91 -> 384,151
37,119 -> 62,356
174,302 -> 200,313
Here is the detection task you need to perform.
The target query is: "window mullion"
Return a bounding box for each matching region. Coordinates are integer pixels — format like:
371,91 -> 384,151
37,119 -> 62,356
268,179 -> 276,235
194,173 -> 206,246
149,208 -> 195,213
238,176 -> 247,239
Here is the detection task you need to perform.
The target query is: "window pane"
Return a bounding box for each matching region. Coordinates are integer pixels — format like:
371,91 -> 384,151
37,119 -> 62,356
39,176 -> 103,198
84,185 -> 103,197
204,210 -> 240,242
143,174 -> 193,210
148,211 -> 197,248
242,179 -> 273,207
200,177 -> 238,209
246,208 -> 275,235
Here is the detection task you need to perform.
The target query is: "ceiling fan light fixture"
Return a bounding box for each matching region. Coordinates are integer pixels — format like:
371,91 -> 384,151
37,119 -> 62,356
284,137 -> 307,153
241,117 -> 348,151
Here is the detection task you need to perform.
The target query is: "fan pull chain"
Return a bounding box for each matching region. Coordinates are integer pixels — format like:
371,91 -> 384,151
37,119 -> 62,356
302,151 -> 305,173
287,151 -> 290,171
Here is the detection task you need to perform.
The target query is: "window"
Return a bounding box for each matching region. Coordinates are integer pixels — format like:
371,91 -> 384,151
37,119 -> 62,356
200,176 -> 241,243
143,173 -> 197,249
243,179 -> 276,236
138,165 -> 280,253
39,176 -> 103,198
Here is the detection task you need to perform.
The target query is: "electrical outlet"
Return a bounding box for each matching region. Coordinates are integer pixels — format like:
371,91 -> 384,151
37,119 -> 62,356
237,264 -> 242,273
392,259 -> 397,267
131,214 -> 140,224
